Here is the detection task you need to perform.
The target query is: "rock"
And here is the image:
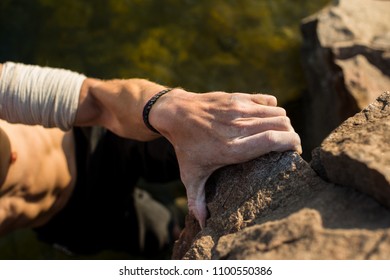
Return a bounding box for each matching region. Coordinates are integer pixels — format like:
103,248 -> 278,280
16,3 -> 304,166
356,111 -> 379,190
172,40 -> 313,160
173,150 -> 390,259
171,213 -> 201,260
215,209 -> 390,260
312,91 -> 390,208
300,0 -> 390,154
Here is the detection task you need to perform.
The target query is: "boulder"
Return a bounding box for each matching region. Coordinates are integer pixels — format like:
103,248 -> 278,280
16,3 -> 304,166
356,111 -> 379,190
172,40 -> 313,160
172,93 -> 390,259
312,91 -> 390,208
300,0 -> 390,154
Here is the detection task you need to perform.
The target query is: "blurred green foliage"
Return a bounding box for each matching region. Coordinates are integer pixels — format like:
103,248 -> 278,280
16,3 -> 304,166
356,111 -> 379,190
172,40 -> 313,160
0,0 -> 330,259
1,0 -> 329,104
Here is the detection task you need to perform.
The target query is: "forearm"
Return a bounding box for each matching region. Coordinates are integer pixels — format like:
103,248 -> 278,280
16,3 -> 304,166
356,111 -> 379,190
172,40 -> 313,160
76,78 -> 168,141
0,62 -> 168,140
1,62 -> 302,228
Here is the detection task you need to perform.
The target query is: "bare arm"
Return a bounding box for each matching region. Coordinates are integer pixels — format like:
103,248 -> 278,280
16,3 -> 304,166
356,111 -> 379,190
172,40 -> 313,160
76,78 -> 301,227
1,63 -> 301,228
75,78 -> 167,141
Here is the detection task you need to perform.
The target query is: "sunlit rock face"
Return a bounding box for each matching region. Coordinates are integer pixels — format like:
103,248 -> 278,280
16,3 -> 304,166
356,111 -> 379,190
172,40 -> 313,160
313,91 -> 390,210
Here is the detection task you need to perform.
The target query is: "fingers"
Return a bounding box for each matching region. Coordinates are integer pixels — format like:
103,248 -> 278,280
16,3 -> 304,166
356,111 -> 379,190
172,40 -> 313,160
188,195 -> 208,229
250,105 -> 287,118
224,94 -> 299,151
181,129 -> 301,230
250,94 -> 278,106
169,91 -> 301,230
226,93 -> 284,118
183,177 -> 209,229
232,130 -> 302,160
232,116 -> 294,137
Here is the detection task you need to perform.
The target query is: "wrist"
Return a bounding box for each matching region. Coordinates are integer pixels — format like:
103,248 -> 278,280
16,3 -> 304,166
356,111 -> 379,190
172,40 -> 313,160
85,78 -> 169,140
148,88 -> 195,140
142,88 -> 174,133
74,78 -> 103,126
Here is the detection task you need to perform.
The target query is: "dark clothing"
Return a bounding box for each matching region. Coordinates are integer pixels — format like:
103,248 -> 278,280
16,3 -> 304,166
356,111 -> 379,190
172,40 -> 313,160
34,127 -> 180,256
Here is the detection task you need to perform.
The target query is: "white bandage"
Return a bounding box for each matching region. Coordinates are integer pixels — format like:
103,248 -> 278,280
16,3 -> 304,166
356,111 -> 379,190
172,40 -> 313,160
0,62 -> 86,130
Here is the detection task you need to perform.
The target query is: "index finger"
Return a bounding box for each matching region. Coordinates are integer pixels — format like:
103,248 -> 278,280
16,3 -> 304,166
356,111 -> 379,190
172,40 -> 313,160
230,130 -> 302,161
250,93 -> 278,106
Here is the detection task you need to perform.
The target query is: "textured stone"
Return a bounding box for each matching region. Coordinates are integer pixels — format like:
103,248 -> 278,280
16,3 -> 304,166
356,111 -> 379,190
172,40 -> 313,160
313,91 -> 390,208
300,0 -> 390,154
173,150 -> 390,259
216,209 -> 390,260
171,213 -> 201,260
336,55 -> 390,109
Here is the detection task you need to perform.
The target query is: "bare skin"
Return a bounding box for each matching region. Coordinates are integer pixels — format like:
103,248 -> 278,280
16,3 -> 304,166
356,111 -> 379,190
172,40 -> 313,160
0,121 -> 76,236
76,79 -> 301,227
0,63 -> 301,229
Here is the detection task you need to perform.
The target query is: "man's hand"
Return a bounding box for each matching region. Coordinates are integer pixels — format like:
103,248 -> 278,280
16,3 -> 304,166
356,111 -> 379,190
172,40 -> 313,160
150,89 -> 301,228
76,80 -> 301,228
1,62 -> 301,230
76,79 -> 301,227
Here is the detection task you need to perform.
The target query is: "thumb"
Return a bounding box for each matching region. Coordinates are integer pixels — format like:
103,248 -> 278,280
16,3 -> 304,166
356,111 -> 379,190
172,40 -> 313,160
182,171 -> 212,229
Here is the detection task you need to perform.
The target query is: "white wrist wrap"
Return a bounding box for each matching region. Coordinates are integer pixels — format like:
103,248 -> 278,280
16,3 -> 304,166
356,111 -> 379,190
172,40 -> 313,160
0,62 -> 86,130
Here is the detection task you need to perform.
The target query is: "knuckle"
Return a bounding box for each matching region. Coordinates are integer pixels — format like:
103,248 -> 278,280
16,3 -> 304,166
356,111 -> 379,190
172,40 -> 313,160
293,132 -> 302,145
268,95 -> 278,106
225,138 -> 238,152
279,116 -> 292,129
232,119 -> 246,130
278,107 -> 287,116
254,94 -> 277,106
263,130 -> 278,146
230,94 -> 243,110
224,139 -> 242,160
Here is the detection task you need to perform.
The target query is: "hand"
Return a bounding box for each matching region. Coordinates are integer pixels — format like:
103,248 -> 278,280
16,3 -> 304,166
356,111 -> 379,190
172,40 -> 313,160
77,80 -> 301,228
150,89 -> 302,228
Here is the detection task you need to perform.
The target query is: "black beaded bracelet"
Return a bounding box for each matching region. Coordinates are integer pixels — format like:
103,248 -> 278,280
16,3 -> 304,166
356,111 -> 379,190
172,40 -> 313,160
142,88 -> 173,133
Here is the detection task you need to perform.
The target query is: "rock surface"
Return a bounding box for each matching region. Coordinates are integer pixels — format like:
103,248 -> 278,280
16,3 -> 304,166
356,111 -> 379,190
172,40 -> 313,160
172,92 -> 390,260
300,0 -> 390,154
312,91 -> 390,208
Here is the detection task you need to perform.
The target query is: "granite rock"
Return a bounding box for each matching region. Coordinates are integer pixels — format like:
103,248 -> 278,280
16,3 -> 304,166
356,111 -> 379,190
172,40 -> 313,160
312,91 -> 390,208
173,149 -> 390,259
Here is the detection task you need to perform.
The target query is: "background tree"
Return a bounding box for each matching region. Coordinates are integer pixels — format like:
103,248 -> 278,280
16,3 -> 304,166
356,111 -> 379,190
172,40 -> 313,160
1,0 -> 330,103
